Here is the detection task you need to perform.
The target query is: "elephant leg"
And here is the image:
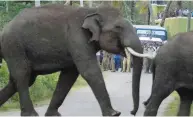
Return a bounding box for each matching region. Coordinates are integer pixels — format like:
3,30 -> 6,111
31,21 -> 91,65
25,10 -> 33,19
75,58 -> 120,116
45,67 -> 79,116
9,61 -> 38,116
0,74 -> 36,107
143,74 -> 155,107
0,79 -> 16,106
144,77 -> 174,116
176,88 -> 193,116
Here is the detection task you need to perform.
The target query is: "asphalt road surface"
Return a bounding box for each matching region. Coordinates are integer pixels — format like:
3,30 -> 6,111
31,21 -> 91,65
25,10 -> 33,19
0,71 -> 173,116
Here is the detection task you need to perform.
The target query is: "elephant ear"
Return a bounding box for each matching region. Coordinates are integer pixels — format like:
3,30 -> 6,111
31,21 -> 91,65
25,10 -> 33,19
82,13 -> 103,43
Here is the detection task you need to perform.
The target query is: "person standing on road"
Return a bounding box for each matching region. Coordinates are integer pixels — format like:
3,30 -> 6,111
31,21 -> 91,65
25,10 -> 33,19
102,51 -> 108,71
114,54 -> 121,71
110,54 -> 115,72
122,50 -> 131,72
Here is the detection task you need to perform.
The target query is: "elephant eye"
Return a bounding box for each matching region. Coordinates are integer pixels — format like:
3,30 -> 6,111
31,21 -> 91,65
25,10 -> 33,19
114,25 -> 123,32
115,25 -> 122,29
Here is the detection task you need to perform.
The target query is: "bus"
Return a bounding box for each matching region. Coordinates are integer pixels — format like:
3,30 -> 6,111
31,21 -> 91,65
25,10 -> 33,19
133,25 -> 167,52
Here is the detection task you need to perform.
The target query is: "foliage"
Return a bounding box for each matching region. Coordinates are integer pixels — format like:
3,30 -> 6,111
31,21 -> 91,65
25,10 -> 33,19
136,1 -> 148,14
121,1 -> 131,21
120,1 -> 147,25
164,91 -> 193,116
0,1 -> 33,30
0,61 -> 9,88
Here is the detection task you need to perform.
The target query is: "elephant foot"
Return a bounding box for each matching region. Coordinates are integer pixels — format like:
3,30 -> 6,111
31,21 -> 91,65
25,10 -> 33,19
112,111 -> 121,116
21,110 -> 39,116
103,109 -> 121,116
143,101 -> 148,107
130,110 -> 137,116
45,110 -> 61,116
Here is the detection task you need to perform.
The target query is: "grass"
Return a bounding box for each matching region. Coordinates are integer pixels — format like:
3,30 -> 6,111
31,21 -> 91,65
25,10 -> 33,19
164,91 -> 179,116
164,91 -> 193,116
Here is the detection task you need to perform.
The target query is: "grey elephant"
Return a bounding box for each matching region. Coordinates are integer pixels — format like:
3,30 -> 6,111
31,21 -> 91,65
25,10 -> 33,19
144,31 -> 193,116
0,4 -> 151,116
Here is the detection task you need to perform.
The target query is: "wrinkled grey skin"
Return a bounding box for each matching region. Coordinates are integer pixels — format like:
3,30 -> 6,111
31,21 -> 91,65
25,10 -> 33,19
0,4 -> 143,116
144,31 -> 193,116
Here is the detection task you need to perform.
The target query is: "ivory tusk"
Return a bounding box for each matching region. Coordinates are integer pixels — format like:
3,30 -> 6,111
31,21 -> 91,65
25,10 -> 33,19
125,47 -> 154,59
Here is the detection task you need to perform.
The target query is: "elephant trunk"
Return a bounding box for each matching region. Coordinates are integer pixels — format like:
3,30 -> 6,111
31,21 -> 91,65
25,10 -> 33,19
121,29 -> 153,115
125,47 -> 155,115
130,54 -> 143,115
125,45 -> 143,115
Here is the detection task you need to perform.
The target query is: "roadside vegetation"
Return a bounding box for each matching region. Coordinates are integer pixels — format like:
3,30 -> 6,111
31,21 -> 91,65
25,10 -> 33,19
164,91 -> 193,116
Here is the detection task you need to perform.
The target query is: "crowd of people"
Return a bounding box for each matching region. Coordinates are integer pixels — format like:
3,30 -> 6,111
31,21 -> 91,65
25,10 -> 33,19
96,50 -> 132,72
157,8 -> 193,19
96,49 -> 155,73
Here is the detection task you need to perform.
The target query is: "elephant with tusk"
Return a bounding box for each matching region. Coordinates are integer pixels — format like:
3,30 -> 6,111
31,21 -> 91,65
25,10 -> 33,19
0,4 -> 153,116
125,47 -> 154,59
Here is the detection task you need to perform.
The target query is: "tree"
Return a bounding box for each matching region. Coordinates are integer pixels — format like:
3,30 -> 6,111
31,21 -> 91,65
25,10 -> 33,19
130,1 -> 135,23
6,1 -> 8,12
187,1 -> 191,32
147,7 -> 150,25
135,1 -> 155,25
160,1 -> 172,27
148,1 -> 155,25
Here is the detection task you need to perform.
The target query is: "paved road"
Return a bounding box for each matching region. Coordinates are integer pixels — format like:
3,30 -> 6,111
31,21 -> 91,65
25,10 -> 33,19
0,71 -> 173,116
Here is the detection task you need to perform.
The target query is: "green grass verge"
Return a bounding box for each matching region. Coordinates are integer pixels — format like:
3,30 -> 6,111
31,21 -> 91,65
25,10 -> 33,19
164,91 -> 193,116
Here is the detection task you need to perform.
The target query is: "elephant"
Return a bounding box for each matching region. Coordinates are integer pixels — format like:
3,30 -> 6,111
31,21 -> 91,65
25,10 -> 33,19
144,31 -> 193,116
0,4 -> 152,116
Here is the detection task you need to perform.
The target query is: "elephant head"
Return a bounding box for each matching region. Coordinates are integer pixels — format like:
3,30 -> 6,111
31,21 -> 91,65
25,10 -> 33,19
82,6 -> 153,115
